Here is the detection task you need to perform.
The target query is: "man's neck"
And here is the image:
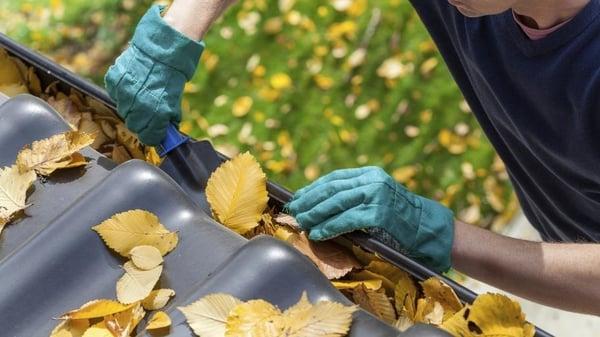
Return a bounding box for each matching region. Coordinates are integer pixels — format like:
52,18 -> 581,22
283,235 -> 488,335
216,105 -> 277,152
513,0 -> 590,29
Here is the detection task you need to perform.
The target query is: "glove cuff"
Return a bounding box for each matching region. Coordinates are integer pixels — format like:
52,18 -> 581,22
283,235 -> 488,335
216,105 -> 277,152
132,5 -> 205,80
412,197 -> 455,273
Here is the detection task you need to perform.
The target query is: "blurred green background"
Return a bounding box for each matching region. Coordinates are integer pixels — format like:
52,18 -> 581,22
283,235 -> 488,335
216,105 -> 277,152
0,0 -> 517,229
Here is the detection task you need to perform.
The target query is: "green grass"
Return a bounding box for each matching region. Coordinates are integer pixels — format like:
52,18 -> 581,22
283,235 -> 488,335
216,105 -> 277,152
0,0 -> 516,229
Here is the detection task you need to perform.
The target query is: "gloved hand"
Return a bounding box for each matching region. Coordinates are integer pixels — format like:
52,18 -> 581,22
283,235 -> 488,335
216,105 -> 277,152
104,5 -> 204,145
287,166 -> 455,273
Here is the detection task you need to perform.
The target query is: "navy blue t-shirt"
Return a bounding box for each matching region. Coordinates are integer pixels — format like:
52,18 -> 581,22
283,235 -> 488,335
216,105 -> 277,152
410,0 -> 600,242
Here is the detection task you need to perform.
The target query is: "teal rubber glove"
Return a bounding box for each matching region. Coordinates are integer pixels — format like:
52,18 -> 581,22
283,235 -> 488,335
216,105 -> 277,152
287,167 -> 455,273
104,5 -> 205,145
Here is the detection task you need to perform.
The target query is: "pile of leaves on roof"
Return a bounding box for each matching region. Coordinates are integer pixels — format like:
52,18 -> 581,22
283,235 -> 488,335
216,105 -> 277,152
204,152 -> 535,337
0,47 -> 161,166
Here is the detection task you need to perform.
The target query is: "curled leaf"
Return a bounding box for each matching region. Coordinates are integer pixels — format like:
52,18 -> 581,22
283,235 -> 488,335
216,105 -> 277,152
116,261 -> 162,304
0,165 -> 36,232
142,288 -> 176,310
16,131 -> 94,176
146,311 -> 171,330
352,284 -> 396,324
60,300 -> 133,320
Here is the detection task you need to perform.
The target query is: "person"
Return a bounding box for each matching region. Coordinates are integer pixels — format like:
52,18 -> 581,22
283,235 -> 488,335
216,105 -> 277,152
105,0 -> 600,315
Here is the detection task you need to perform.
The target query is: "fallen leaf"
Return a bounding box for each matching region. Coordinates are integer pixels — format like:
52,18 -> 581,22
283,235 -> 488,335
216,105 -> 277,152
287,232 -> 361,279
49,319 -> 89,337
116,261 -> 163,304
414,298 -> 444,325
47,95 -> 81,128
78,119 -> 108,149
16,131 -> 94,176
394,315 -> 414,332
105,303 -> 141,337
421,277 -> 462,320
146,311 -> 171,330
205,152 -> 269,235
274,226 -> 295,241
116,124 -> 145,160
179,293 -> 242,337
283,293 -> 358,337
129,245 -> 163,270
0,165 -> 36,231
273,213 -> 300,230
352,284 -> 396,324
81,322 -> 112,337
60,300 -> 133,320
225,299 -> 284,337
349,270 -> 396,296
142,288 -> 176,310
92,210 -> 178,257
394,272 -> 418,321
331,279 -> 382,291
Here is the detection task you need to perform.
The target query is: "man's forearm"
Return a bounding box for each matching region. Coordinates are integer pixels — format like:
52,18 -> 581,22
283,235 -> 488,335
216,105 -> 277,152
163,0 -> 235,41
452,220 -> 600,315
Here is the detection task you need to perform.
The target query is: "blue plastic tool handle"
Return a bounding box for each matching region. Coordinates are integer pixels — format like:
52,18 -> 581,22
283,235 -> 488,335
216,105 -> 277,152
157,124 -> 190,157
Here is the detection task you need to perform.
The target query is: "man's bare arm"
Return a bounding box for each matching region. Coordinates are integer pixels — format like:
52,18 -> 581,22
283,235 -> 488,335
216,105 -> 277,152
452,220 -> 600,315
162,0 -> 237,41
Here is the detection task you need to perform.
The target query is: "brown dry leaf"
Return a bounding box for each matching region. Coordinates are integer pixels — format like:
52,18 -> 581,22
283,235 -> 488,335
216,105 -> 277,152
47,94 -> 81,128
283,292 -> 358,337
142,288 -> 176,310
273,213 -> 300,230
49,319 -> 89,337
394,272 -> 418,321
60,300 -> 134,320
224,299 -> 284,337
111,145 -> 132,164
116,261 -> 163,304
92,210 -> 178,257
179,293 -> 242,337
79,119 -> 108,149
442,293 -> 534,337
0,165 -> 36,232
146,311 -> 172,330
421,277 -> 462,320
331,279 -> 382,291
16,131 -> 94,176
352,284 -> 396,324
287,232 -> 361,279
205,152 -> 269,235
129,245 -> 163,270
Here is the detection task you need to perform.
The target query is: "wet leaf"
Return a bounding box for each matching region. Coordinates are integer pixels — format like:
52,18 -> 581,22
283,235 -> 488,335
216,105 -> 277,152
206,152 -> 269,235
16,131 -> 94,176
92,210 -> 178,257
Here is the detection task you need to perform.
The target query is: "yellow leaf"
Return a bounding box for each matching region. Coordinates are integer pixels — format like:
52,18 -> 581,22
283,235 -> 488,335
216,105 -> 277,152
142,288 -> 175,311
146,311 -> 171,330
129,245 -> 163,270
0,165 -> 36,230
414,298 -> 444,325
394,272 -> 418,321
60,300 -> 133,320
352,284 -> 396,324
115,124 -> 145,160
16,131 -> 94,176
225,300 -> 284,337
350,270 -> 396,296
179,293 -> 242,337
104,303 -> 141,337
92,210 -> 178,257
331,279 -> 383,291
283,293 -> 358,337
232,96 -> 254,117
116,261 -> 163,304
78,119 -> 108,149
366,261 -> 410,285
273,226 -> 295,241
49,319 -> 89,337
442,294 -> 534,337
205,152 -> 269,235
81,322 -> 112,337
421,278 -> 462,320
287,232 -> 361,280
0,49 -> 28,97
